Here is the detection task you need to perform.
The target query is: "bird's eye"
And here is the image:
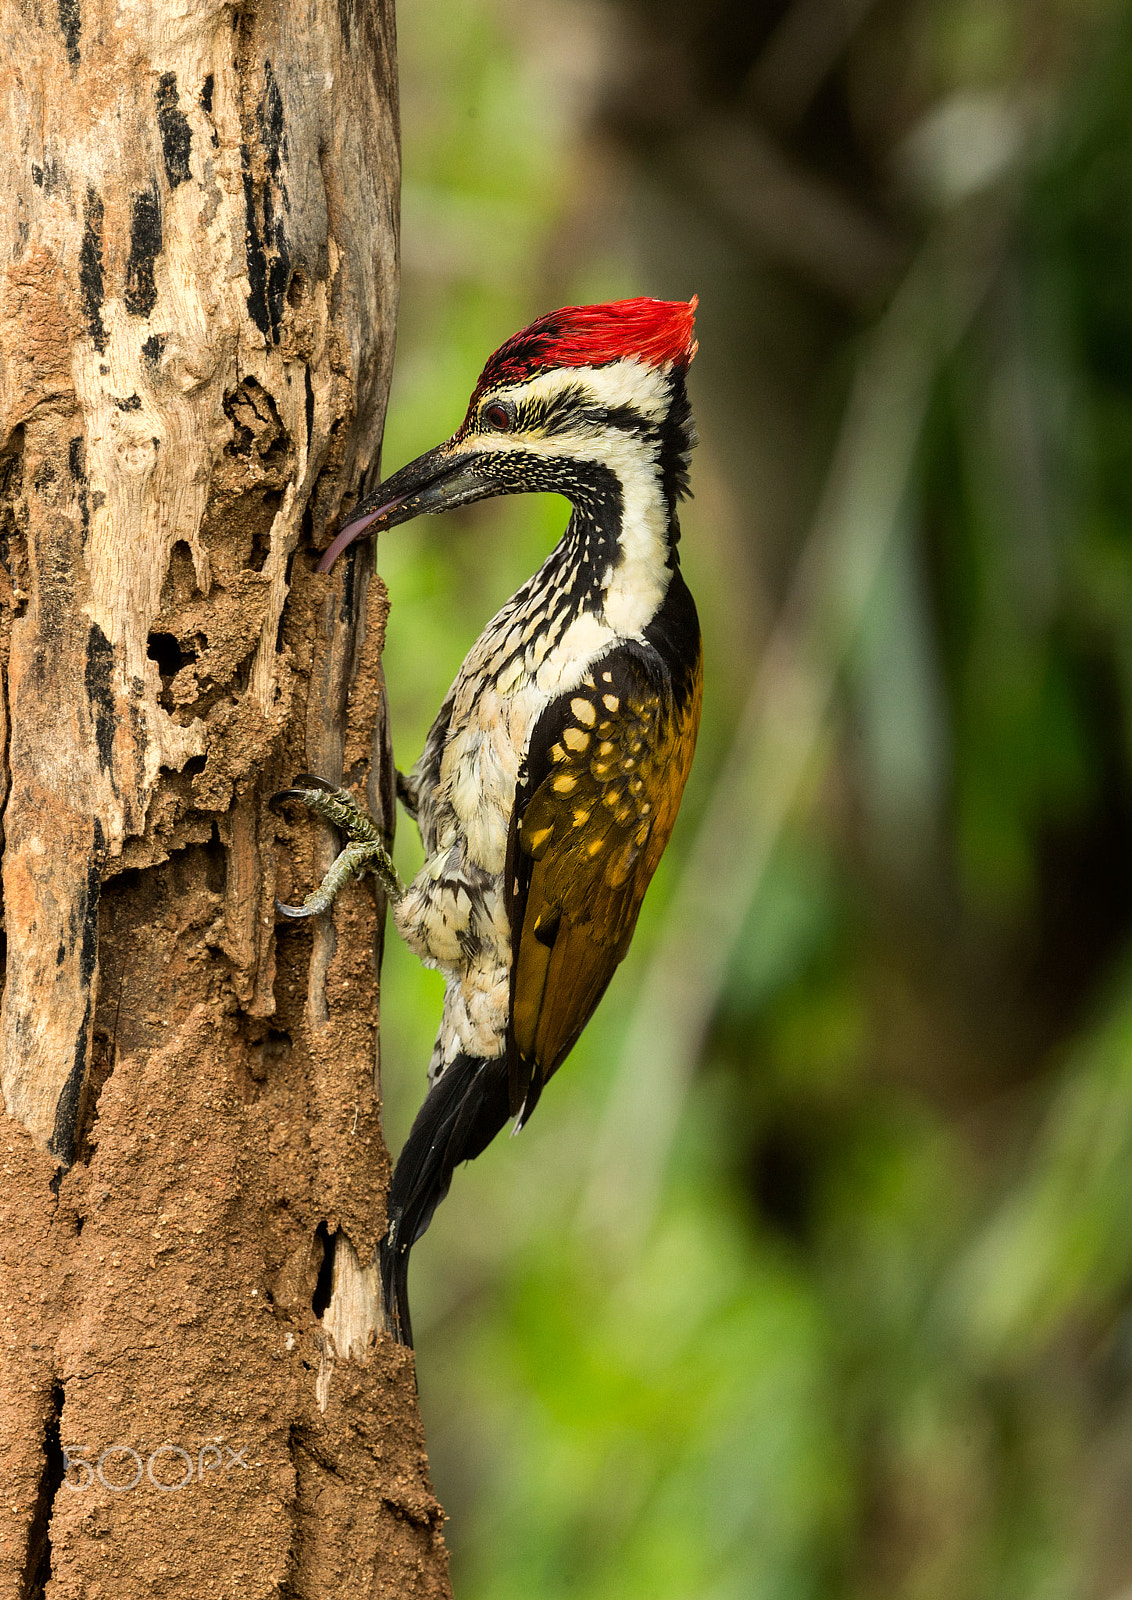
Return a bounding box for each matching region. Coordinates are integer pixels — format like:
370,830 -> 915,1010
483,402 -> 512,432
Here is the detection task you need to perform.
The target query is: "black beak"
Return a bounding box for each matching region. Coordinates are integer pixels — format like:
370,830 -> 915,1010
318,442 -> 498,573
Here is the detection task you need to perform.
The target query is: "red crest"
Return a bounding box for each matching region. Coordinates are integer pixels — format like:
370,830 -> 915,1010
471,296 -> 698,402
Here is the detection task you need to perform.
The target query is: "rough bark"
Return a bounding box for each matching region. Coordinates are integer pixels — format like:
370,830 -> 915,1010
0,1 -> 451,1594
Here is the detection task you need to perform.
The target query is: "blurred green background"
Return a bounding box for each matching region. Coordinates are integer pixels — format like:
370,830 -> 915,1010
373,1 -> 1132,1595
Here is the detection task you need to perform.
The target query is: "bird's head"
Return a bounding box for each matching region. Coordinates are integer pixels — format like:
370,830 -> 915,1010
318,296 -> 698,572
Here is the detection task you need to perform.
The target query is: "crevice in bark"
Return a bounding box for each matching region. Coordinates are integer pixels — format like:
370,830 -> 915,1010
311,1222 -> 336,1318
0,424 -> 20,901
48,822 -> 104,1169
21,1382 -> 64,1600
280,1421 -> 307,1600
0,423 -> 26,567
75,990 -> 119,1167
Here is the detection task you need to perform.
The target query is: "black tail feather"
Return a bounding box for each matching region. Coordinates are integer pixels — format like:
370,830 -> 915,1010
380,1051 -> 511,1347
381,1237 -> 414,1348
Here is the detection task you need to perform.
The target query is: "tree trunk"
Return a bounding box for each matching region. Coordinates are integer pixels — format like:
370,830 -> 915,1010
0,1 -> 451,1594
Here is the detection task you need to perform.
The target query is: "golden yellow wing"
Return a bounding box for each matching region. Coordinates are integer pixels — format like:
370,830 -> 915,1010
505,641 -> 702,1120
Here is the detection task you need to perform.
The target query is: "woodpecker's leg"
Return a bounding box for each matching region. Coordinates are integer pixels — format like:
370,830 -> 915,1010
274,774 -> 405,918
395,768 -> 420,824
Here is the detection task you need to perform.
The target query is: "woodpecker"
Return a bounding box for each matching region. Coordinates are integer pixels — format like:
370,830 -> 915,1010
279,297 -> 703,1345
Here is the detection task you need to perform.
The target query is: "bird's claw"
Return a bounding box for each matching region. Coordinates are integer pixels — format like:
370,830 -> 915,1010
274,775 -> 404,916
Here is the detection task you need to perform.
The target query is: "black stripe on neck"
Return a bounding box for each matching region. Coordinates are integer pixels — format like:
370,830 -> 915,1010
551,460 -> 625,614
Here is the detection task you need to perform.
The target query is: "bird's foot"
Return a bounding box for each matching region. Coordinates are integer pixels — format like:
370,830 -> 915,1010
274,774 -> 404,917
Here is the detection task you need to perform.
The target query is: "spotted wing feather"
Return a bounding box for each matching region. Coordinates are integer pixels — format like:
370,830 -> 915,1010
504,642 -> 702,1120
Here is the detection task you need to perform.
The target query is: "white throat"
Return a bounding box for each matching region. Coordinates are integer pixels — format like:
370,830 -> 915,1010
596,433 -> 672,637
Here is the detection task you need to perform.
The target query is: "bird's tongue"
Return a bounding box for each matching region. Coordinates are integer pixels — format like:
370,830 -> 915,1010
317,505 -> 395,573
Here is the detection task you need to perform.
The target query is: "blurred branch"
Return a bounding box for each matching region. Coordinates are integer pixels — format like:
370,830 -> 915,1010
671,116 -> 905,307
581,197 -> 1012,1252
745,0 -> 881,131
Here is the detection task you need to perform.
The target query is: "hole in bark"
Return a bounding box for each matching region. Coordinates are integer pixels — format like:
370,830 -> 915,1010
158,539 -> 203,610
22,1383 -> 64,1600
286,270 -> 309,309
311,1223 -> 336,1318
147,631 -> 194,681
148,630 -> 201,710
224,377 -> 289,465
205,824 -> 226,895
